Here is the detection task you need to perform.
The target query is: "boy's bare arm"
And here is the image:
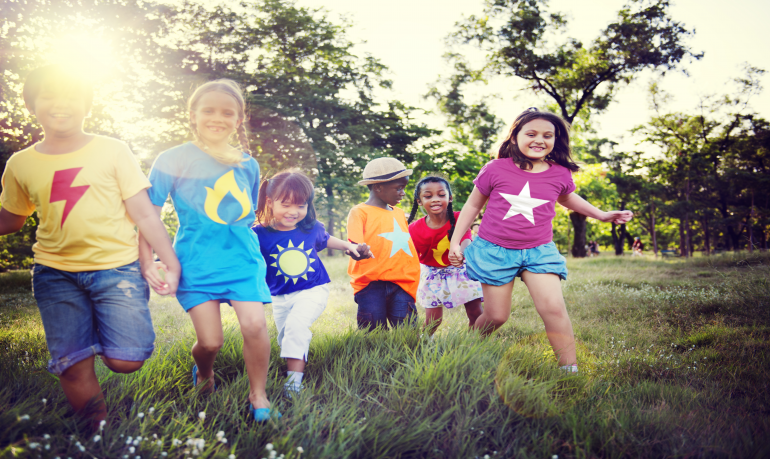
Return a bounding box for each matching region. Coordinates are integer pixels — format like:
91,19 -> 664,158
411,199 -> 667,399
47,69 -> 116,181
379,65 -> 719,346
0,208 -> 28,236
124,190 -> 181,296
327,236 -> 372,259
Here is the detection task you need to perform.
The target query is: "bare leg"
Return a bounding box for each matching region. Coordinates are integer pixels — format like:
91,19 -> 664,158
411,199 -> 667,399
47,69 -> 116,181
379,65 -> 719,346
463,298 -> 483,327
521,271 -> 576,365
58,356 -> 106,426
286,358 -> 305,373
231,301 -> 271,410
472,282 -> 515,336
424,308 -> 443,335
101,357 -> 144,374
188,301 -> 224,393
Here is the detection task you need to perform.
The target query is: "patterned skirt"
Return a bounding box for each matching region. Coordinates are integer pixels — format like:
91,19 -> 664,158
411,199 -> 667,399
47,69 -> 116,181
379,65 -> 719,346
417,264 -> 484,309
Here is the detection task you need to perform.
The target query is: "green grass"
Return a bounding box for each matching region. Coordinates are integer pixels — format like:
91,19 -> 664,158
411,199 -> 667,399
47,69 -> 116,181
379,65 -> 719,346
1,253 -> 769,458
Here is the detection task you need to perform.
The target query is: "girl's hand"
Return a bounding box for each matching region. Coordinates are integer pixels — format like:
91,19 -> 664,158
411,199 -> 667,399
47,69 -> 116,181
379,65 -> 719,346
448,243 -> 464,267
141,260 -> 177,296
601,210 -> 634,224
346,242 -> 373,260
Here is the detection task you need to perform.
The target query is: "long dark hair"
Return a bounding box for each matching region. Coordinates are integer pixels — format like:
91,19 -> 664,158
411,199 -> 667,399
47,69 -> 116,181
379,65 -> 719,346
255,169 -> 317,232
498,107 -> 580,172
407,176 -> 457,240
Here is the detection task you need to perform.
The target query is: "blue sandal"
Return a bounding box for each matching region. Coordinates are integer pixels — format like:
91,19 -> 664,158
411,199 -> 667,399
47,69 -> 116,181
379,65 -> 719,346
192,365 -> 217,392
252,406 -> 282,422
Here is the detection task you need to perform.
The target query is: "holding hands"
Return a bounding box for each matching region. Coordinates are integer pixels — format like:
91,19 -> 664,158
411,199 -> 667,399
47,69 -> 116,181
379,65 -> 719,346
140,260 -> 180,297
448,243 -> 464,267
345,242 -> 374,260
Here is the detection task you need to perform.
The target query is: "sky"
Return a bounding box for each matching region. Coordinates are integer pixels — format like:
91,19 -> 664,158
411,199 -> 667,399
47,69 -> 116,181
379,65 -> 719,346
294,0 -> 770,153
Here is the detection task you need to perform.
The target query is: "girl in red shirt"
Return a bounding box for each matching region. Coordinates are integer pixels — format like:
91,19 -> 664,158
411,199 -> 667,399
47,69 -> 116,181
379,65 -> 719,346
407,176 -> 483,335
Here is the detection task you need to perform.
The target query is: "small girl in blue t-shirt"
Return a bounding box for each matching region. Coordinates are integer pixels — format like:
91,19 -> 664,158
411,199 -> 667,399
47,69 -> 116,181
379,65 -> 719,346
253,169 -> 371,395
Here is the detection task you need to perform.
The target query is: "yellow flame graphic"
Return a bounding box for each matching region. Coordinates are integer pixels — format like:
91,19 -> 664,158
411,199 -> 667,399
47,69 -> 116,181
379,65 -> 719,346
204,170 -> 251,225
431,235 -> 450,266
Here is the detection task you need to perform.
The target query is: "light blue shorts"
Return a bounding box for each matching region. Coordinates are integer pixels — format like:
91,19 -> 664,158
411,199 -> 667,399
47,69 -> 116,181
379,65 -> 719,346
32,261 -> 155,375
464,238 -> 568,286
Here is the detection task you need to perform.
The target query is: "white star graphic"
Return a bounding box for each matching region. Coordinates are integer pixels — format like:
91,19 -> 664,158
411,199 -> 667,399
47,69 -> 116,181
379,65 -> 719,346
378,217 -> 413,258
499,182 -> 550,225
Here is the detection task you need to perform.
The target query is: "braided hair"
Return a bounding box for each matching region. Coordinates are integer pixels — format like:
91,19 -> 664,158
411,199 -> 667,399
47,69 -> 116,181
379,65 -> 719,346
407,176 -> 457,240
188,79 -> 251,166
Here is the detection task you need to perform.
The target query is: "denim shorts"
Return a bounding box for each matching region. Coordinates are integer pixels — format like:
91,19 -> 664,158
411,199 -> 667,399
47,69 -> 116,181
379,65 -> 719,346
464,238 -> 568,286
32,261 -> 155,375
354,281 -> 417,331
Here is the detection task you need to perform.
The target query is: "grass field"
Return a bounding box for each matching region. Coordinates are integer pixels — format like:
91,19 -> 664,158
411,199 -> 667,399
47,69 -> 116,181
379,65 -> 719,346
1,253 -> 769,458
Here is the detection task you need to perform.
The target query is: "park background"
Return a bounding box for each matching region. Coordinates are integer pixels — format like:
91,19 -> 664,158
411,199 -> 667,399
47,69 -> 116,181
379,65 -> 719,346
0,0 -> 769,458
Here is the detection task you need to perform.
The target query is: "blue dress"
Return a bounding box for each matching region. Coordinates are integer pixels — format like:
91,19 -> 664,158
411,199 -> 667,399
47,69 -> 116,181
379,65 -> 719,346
148,143 -> 271,310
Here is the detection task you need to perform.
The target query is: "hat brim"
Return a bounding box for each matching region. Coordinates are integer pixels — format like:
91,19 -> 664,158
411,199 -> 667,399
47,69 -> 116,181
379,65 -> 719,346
358,169 -> 413,185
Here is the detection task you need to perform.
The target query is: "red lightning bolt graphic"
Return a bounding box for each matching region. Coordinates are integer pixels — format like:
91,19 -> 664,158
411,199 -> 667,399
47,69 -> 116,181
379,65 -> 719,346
50,168 -> 90,228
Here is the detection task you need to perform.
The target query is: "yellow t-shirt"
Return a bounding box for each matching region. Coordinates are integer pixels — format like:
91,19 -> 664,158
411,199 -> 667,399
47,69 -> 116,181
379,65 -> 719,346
346,203 -> 420,300
0,136 -> 151,271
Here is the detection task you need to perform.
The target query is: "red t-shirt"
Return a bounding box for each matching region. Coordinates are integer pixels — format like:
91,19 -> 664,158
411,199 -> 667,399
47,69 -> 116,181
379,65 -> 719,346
408,212 -> 472,268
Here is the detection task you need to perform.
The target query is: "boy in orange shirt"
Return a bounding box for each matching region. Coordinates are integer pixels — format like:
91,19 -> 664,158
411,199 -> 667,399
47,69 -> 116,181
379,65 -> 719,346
347,158 -> 420,331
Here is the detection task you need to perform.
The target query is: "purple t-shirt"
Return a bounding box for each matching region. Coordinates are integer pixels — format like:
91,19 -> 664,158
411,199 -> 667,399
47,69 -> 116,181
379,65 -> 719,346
474,158 -> 576,249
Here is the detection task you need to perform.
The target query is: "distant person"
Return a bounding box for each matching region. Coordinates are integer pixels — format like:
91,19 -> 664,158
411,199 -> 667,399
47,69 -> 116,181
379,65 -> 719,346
632,237 -> 644,256
448,107 -> 633,374
470,222 -> 481,240
138,79 -> 279,422
0,65 -> 180,428
253,170 -> 371,397
407,176 -> 483,335
588,240 -> 600,257
346,158 -> 420,331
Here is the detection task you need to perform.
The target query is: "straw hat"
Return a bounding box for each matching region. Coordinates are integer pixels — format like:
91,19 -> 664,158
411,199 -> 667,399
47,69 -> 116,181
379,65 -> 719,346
358,157 -> 413,185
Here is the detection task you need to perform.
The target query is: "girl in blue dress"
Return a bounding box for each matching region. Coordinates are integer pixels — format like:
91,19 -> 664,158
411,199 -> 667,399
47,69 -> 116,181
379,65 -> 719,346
138,79 -> 279,421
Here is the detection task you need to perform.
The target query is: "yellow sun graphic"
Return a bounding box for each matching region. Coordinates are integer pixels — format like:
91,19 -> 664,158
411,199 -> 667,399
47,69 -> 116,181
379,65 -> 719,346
270,239 -> 316,284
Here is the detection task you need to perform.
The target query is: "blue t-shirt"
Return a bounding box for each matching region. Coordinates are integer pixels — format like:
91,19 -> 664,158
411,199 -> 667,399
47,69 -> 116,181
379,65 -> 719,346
253,221 -> 331,296
147,142 -> 271,309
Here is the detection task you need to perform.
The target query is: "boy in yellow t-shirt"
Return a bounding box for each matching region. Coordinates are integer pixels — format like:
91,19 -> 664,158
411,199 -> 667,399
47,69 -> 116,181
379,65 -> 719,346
0,65 -> 180,427
347,157 -> 420,331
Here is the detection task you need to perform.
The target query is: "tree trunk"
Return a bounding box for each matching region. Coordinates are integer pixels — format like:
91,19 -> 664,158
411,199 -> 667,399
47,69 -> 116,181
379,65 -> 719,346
326,190 -> 335,256
748,192 -> 755,252
569,212 -> 587,257
702,217 -> 711,255
650,200 -> 658,256
679,219 -> 688,257
611,222 -> 628,255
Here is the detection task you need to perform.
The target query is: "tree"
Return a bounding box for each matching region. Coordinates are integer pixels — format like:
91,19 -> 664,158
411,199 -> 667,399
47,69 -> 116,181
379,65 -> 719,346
441,0 -> 701,256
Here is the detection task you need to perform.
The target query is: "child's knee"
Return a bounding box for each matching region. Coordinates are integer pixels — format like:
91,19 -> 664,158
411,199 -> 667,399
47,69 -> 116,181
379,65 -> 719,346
101,356 -> 144,374
197,338 -> 224,354
487,309 -> 510,326
240,316 -> 267,339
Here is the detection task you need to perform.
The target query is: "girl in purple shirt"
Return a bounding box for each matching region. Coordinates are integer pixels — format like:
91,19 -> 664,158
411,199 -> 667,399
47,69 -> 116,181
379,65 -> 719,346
448,108 -> 633,373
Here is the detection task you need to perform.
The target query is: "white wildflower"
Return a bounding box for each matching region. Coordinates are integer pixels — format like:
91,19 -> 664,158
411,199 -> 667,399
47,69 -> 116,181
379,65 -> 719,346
93,435 -> 102,442
229,455 -> 236,459
129,447 -> 135,454
265,443 -> 274,451
149,407 -> 155,414
42,398 -> 47,405
137,412 -> 144,418
297,446 -> 304,453
198,411 -> 206,420
99,420 -> 106,431
43,434 -> 50,440
28,442 -> 40,449
216,431 -> 225,440
18,414 -> 30,421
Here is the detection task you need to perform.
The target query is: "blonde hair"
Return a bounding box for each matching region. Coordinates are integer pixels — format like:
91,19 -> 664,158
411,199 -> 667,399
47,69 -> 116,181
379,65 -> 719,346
188,79 -> 251,165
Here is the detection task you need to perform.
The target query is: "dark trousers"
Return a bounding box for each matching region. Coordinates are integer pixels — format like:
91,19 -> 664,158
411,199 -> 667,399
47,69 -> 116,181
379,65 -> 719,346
354,281 -> 417,331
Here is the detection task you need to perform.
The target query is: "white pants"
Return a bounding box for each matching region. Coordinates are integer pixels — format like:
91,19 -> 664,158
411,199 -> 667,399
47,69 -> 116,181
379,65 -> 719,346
272,283 -> 329,361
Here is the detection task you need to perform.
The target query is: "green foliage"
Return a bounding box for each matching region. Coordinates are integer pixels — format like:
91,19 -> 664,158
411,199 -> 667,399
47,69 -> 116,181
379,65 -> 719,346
451,0 -> 702,123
